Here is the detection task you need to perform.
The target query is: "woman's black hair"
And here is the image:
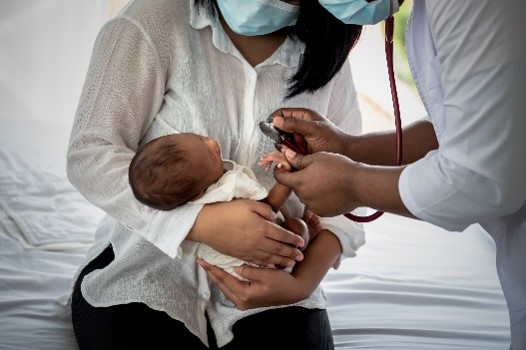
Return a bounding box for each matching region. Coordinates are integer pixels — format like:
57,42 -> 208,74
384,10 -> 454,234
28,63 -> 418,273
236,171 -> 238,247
287,1 -> 362,98
194,0 -> 363,99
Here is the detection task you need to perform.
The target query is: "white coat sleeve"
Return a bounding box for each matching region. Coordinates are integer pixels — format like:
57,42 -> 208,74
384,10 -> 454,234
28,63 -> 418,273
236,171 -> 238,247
399,1 -> 526,231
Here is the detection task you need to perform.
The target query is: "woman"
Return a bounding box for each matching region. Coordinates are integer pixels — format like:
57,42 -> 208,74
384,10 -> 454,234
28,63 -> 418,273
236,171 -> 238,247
67,0 -> 366,348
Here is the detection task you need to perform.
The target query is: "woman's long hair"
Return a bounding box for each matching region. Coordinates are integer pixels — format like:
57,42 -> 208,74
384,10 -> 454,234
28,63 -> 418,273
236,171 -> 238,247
194,0 -> 363,99
287,0 -> 362,98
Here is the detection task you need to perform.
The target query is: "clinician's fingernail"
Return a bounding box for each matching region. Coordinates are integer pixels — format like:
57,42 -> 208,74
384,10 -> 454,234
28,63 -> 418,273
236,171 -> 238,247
285,148 -> 297,159
273,116 -> 284,127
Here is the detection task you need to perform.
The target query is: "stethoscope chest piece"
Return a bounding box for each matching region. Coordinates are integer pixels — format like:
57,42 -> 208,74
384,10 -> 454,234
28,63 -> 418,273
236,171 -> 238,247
259,117 -> 283,145
259,116 -> 303,154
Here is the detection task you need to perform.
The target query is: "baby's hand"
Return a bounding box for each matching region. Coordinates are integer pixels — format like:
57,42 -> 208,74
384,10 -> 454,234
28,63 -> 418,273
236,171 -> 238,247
258,151 -> 292,172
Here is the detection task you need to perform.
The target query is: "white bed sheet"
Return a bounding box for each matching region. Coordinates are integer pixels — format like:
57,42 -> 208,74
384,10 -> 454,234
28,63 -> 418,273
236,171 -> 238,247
0,119 -> 95,350
0,118 -> 511,349
323,215 -> 510,349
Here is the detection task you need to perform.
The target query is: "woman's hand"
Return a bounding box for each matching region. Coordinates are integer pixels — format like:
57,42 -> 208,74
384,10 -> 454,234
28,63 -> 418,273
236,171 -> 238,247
197,259 -> 311,310
189,199 -> 305,268
198,229 -> 341,310
271,108 -> 352,155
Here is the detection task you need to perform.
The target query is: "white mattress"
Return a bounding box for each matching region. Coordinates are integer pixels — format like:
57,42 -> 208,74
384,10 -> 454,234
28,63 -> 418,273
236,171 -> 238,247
0,118 -> 511,349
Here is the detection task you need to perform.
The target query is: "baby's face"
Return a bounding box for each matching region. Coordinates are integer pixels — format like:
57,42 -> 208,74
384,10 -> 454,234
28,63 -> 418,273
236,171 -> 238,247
177,133 -> 224,193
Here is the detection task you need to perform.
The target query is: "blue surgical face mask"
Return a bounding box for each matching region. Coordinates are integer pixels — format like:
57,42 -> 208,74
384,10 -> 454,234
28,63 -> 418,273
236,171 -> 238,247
319,0 -> 398,25
217,0 -> 300,36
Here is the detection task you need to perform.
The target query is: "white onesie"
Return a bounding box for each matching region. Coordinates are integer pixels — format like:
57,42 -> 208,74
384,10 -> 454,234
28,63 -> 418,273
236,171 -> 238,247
191,160 -> 285,280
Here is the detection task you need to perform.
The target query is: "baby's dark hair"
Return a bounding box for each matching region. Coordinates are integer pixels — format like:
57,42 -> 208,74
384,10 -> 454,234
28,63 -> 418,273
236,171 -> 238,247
129,136 -> 202,210
194,0 -> 363,99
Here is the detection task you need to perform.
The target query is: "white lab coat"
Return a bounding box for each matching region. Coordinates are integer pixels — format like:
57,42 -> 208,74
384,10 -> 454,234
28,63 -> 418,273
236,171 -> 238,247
401,1 -> 526,348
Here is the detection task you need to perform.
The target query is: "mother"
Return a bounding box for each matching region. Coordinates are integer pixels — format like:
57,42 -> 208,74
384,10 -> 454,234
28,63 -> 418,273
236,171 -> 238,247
67,0 -> 365,349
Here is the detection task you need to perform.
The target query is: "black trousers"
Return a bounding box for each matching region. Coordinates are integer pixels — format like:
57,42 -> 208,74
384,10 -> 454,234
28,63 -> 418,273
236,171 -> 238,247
71,246 -> 335,350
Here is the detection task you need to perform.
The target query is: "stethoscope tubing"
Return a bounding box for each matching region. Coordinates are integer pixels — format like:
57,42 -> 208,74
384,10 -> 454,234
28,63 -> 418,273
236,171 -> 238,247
344,16 -> 403,223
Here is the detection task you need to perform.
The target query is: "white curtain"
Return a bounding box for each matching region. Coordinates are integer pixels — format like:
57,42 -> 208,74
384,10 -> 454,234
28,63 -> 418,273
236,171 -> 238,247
0,0 -> 109,125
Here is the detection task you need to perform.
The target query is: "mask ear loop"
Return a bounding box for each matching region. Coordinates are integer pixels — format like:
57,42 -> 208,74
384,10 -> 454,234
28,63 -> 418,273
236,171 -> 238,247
344,13 -> 403,223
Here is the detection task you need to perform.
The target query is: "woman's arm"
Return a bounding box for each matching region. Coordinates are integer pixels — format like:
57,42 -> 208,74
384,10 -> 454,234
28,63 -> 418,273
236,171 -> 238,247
67,17 -> 193,258
67,17 -> 305,265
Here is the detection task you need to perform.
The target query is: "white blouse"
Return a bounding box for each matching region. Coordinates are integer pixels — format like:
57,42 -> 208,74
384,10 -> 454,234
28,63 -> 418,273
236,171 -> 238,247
66,0 -> 365,346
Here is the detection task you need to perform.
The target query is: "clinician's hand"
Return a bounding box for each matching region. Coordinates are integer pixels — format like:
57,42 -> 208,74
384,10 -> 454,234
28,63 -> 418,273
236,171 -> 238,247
271,108 -> 351,155
189,199 -> 305,268
275,148 -> 361,217
276,146 -> 410,218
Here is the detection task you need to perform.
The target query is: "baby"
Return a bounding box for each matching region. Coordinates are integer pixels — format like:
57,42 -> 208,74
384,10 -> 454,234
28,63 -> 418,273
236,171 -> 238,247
128,133 -> 320,280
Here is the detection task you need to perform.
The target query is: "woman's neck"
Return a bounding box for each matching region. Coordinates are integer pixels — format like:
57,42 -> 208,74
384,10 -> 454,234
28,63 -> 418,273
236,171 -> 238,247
219,16 -> 287,67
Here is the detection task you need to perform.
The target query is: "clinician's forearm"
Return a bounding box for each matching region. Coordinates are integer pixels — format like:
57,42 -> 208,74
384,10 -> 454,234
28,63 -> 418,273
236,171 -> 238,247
351,163 -> 414,218
345,120 -> 438,166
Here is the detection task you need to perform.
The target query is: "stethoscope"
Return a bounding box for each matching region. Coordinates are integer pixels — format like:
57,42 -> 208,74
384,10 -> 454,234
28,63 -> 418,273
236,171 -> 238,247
259,15 -> 402,223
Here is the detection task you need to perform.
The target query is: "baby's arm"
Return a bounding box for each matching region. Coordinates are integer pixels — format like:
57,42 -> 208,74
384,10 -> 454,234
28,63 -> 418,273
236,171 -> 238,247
258,151 -> 292,213
259,151 -> 292,172
259,151 -> 321,249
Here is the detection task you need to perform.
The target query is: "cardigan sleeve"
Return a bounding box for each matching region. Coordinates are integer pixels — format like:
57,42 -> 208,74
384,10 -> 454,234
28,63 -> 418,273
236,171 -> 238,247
67,17 -> 203,259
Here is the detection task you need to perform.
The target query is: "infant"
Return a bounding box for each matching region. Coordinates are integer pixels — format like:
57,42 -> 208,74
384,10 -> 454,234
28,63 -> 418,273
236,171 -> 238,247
129,133 -> 320,280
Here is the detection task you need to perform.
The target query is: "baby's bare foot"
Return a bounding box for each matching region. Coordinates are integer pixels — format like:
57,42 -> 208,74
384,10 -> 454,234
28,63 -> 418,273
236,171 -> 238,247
304,210 -> 322,242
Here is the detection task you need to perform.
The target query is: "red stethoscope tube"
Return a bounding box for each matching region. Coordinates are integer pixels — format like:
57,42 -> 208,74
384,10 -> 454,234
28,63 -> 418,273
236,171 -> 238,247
344,16 -> 403,223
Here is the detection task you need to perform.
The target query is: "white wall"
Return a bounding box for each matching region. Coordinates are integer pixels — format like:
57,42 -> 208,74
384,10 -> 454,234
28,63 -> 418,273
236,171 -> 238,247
0,0 -> 109,125
350,24 -> 425,133
0,0 -> 424,133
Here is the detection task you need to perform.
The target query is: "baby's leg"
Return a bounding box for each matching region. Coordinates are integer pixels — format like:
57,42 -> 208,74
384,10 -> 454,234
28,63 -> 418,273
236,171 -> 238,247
282,217 -> 309,251
303,209 -> 322,243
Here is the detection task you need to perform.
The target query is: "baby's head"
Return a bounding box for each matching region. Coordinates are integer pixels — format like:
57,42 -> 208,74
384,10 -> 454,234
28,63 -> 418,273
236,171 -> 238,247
129,133 -> 224,210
